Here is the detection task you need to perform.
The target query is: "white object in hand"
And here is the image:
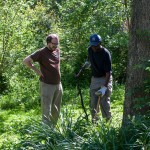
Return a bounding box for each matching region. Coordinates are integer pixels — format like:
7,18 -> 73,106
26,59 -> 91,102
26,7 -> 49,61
95,86 -> 107,97
84,61 -> 91,68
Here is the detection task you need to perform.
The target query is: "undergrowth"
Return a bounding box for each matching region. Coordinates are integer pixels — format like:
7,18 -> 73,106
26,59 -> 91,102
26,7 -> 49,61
0,85 -> 149,150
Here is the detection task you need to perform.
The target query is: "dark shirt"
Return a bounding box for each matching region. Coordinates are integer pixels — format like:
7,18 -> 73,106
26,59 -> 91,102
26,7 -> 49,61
88,47 -> 112,77
31,47 -> 60,84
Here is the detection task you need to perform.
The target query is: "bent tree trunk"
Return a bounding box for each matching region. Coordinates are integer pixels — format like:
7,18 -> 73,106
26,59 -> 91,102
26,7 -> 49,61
122,0 -> 150,124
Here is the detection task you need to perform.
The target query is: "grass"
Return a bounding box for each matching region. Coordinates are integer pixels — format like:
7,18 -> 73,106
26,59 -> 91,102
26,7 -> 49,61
0,84 -> 149,150
0,109 -> 41,148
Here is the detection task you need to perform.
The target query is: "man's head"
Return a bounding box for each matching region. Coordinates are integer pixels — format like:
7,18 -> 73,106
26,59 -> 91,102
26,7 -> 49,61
89,34 -> 102,46
89,34 -> 102,52
46,34 -> 59,51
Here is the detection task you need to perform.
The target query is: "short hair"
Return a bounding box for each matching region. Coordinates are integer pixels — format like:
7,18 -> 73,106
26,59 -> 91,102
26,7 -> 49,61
46,34 -> 59,44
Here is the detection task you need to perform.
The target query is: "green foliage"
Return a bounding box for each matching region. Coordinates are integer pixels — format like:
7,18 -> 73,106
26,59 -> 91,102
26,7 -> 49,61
141,60 -> 150,94
57,0 -> 129,86
132,60 -> 150,114
0,0 -> 61,94
1,110 -> 149,150
0,84 -> 149,150
0,0 -> 149,149
0,73 -> 9,94
0,109 -> 41,149
108,32 -> 128,84
119,116 -> 150,150
0,0 -> 129,95
0,76 -> 40,110
111,84 -> 125,121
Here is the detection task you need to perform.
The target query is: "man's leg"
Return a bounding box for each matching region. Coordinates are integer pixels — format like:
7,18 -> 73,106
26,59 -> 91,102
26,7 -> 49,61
90,88 -> 100,123
50,83 -> 63,125
40,82 -> 55,126
100,96 -> 111,120
100,83 -> 112,120
90,76 -> 113,122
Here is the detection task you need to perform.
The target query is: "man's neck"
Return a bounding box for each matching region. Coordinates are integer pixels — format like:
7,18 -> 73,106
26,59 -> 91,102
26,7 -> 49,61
96,46 -> 103,52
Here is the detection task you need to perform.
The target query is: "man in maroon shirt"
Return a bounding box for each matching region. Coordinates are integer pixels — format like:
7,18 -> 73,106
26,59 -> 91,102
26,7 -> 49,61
23,34 -> 63,126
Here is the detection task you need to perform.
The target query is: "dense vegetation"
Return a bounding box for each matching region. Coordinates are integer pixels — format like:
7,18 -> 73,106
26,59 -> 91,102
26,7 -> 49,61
0,0 -> 149,149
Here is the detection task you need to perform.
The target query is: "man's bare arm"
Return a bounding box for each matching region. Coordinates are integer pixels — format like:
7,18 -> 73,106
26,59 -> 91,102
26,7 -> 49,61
104,72 -> 111,87
23,56 -> 43,77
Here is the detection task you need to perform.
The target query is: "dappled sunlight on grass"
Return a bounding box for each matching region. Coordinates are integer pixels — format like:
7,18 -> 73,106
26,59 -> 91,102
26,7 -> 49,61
0,84 -> 125,149
2,85 -> 149,149
0,108 -> 41,148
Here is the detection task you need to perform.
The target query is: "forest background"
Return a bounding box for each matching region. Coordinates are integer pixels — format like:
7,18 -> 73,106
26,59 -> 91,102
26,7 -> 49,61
0,0 -> 149,149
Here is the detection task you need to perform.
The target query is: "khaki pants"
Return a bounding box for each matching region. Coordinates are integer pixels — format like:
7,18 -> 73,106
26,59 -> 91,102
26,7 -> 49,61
90,76 -> 112,122
40,82 -> 63,126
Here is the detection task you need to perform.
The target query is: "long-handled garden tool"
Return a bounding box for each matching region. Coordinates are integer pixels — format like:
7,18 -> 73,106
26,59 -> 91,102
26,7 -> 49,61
75,63 -> 89,121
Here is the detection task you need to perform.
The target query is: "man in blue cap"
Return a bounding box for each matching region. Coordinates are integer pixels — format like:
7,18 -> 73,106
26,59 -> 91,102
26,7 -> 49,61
85,34 -> 113,123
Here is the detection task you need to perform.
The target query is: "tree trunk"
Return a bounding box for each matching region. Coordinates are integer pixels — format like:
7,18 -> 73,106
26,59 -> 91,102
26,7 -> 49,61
122,0 -> 150,124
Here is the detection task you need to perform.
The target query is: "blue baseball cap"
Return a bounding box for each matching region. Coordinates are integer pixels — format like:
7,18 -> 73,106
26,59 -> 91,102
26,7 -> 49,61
89,34 -> 102,46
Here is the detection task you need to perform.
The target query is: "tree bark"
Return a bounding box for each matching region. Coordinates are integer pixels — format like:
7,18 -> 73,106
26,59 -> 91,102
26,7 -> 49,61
122,0 -> 150,124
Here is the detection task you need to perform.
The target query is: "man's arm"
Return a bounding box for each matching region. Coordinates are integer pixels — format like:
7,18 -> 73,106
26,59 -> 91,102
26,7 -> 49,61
23,56 -> 43,77
104,72 -> 111,87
